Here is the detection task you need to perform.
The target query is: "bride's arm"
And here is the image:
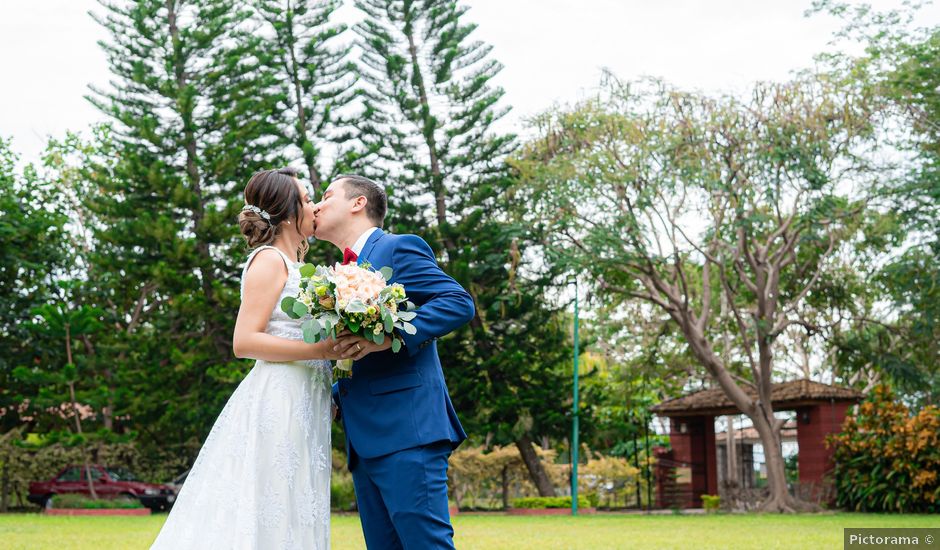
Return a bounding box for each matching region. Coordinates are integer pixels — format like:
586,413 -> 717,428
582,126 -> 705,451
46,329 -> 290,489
233,249 -> 347,362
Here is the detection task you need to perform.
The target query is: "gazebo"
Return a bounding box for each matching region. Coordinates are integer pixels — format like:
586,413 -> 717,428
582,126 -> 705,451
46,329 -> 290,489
649,379 -> 862,508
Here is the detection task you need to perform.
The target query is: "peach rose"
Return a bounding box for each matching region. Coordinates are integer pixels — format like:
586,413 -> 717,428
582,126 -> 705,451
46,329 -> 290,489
331,263 -> 388,305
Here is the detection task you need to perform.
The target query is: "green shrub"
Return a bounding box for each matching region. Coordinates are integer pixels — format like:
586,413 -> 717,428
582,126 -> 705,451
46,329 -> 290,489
511,496 -> 591,509
51,493 -> 143,509
585,492 -> 600,508
330,472 -> 356,511
701,494 -> 720,512
828,385 -> 940,513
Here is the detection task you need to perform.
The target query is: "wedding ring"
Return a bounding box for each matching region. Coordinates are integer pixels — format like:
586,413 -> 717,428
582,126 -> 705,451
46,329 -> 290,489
356,344 -> 361,351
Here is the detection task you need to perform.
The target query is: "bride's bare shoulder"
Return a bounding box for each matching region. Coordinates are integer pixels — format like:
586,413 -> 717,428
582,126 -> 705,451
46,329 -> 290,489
244,248 -> 288,281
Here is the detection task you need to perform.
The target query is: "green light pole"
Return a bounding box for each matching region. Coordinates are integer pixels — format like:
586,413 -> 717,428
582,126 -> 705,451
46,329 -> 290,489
570,278 -> 580,516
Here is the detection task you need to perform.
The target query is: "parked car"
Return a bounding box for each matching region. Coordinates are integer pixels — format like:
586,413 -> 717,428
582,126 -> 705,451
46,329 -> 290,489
27,465 -> 177,511
165,469 -> 189,496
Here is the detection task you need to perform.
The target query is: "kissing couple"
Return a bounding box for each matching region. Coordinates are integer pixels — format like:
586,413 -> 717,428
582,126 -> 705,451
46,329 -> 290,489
151,168 -> 474,550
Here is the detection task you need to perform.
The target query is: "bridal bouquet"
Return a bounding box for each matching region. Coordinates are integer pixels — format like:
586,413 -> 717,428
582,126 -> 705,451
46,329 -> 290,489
280,261 -> 417,371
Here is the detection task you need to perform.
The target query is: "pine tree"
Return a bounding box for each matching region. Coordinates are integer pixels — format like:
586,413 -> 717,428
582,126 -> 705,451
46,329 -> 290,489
355,0 -> 515,234
355,0 -> 570,495
86,0 -> 284,455
254,0 -> 360,193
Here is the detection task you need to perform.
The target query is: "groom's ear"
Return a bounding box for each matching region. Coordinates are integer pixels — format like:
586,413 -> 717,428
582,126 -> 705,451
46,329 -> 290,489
350,194 -> 368,213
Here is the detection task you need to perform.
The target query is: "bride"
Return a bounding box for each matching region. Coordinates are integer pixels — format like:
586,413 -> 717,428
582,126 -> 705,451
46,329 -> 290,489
151,167 -> 359,549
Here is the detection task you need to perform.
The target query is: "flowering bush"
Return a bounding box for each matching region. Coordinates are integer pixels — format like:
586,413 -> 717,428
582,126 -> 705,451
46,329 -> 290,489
447,445 -> 647,510
827,385 -> 940,512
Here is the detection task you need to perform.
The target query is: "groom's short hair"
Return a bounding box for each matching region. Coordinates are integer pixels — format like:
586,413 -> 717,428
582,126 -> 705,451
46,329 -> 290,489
336,174 -> 387,227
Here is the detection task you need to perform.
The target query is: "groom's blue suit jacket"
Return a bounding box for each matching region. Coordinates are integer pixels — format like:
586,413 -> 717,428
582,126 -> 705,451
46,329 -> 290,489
332,230 -> 473,461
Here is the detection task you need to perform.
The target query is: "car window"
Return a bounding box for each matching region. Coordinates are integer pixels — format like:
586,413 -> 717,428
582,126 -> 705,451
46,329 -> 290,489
83,467 -> 107,481
57,467 -> 82,482
105,467 -> 140,482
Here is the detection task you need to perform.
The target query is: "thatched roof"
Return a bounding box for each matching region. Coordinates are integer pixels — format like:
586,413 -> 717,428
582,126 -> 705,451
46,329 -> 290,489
650,379 -> 862,417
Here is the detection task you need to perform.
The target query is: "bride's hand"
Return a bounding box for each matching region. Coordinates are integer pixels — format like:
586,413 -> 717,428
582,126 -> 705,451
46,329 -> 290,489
313,339 -> 349,361
334,334 -> 393,361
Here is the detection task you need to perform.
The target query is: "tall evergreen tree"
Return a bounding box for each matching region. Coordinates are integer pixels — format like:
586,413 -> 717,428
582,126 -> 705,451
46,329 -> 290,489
86,0 -> 284,456
354,0 -> 570,495
0,139 -> 71,436
254,0 -> 360,193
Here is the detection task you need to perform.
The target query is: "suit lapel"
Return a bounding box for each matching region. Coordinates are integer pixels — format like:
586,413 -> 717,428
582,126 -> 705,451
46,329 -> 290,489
358,229 -> 386,265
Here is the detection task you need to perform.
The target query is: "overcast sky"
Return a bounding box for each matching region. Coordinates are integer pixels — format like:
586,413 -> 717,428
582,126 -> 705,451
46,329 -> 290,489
2,0 -> 939,165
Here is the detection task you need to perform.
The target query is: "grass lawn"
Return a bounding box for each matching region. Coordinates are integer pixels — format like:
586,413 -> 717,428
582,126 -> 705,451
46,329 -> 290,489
1,511 -> 938,549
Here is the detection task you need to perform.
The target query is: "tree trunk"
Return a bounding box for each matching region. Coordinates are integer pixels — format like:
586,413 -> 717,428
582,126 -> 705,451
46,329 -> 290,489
451,470 -> 462,510
720,290 -> 737,491
750,413 -> 815,512
1,462 -> 9,513
515,435 -> 556,497
501,465 -> 510,510
65,324 -> 97,500
726,415 -> 737,488
678,316 -> 815,512
80,335 -> 111,430
282,5 -> 321,194
167,0 -> 226,358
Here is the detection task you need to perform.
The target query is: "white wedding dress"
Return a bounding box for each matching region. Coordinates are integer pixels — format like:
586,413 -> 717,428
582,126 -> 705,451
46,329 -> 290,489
151,245 -> 333,550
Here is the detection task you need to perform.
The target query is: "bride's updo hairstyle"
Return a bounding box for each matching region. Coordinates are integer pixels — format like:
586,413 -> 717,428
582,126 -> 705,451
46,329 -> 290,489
238,167 -> 308,258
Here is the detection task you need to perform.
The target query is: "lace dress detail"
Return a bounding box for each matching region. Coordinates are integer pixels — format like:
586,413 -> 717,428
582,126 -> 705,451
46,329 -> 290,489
151,246 -> 332,550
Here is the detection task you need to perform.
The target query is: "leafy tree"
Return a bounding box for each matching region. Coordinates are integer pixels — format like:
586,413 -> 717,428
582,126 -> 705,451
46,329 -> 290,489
576,305 -> 690,457
19,303 -> 105,498
811,1 -> 940,405
514,73 -> 880,511
0,139 -> 70,437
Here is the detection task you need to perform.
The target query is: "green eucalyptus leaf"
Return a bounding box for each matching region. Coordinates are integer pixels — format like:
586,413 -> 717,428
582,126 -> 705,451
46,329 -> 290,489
281,296 -> 298,317
345,300 -> 368,313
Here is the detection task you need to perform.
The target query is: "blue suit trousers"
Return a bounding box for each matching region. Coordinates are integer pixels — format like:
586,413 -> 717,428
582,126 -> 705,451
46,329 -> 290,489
351,441 -> 456,550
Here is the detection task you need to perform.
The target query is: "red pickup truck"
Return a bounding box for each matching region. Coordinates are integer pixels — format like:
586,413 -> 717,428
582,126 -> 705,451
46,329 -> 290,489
28,465 -> 176,511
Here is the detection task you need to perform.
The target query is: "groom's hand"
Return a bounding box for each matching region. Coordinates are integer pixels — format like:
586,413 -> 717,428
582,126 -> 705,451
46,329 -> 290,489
333,334 -> 392,361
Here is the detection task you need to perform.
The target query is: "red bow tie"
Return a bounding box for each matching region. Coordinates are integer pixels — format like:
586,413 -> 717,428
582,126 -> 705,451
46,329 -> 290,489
342,247 -> 358,265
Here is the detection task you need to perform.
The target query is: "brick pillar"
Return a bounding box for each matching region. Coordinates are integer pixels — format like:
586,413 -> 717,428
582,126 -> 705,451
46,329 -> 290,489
668,415 -> 716,507
653,446 -> 673,509
797,401 -> 851,500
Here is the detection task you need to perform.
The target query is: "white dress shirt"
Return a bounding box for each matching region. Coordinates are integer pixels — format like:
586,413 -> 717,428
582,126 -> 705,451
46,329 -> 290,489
351,227 -> 380,255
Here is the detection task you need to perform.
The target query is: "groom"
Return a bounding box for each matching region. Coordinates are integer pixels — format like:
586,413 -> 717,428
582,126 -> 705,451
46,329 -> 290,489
313,174 -> 474,550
